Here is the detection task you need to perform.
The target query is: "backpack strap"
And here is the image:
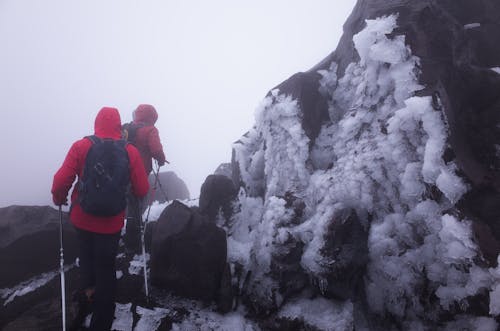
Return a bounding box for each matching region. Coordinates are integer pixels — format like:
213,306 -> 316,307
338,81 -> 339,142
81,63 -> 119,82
85,135 -> 101,145
85,135 -> 128,148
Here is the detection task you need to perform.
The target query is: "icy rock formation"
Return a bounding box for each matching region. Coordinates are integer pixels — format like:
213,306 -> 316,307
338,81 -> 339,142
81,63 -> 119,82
227,0 -> 500,329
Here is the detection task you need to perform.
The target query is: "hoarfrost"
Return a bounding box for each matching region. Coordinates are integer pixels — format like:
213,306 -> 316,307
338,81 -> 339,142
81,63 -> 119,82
228,12 -> 497,327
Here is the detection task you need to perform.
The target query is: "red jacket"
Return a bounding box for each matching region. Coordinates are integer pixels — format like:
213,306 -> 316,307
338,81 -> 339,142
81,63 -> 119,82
51,107 -> 150,234
133,104 -> 166,174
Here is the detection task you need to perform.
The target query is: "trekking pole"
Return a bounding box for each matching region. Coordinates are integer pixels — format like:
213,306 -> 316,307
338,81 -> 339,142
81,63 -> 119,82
139,207 -> 150,300
153,162 -> 169,202
140,161 -> 165,301
58,206 -> 67,331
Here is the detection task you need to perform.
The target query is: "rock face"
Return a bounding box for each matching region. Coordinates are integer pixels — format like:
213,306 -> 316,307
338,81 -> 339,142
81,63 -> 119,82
0,205 -> 80,330
328,0 -> 500,265
150,200 -> 228,303
225,0 -> 500,329
148,171 -> 190,203
0,205 -> 78,289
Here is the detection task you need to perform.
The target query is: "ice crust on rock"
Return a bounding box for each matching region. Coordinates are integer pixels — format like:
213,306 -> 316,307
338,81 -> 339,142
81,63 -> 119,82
228,14 -> 499,326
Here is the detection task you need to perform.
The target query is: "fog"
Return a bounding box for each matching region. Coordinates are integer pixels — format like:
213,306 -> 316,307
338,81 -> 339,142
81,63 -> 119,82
0,0 -> 356,207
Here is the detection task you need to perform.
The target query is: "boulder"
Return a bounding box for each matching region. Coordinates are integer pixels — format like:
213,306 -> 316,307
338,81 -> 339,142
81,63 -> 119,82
148,171 -> 190,203
0,206 -> 81,329
199,174 -> 238,224
150,200 -> 229,303
0,205 -> 78,289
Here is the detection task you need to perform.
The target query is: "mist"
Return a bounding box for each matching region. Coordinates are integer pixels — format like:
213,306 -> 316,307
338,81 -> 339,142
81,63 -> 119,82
0,0 -> 356,207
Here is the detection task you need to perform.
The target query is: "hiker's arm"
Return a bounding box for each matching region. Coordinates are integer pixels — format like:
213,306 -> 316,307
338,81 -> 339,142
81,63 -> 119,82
127,145 -> 149,198
51,142 -> 80,205
148,127 -> 167,165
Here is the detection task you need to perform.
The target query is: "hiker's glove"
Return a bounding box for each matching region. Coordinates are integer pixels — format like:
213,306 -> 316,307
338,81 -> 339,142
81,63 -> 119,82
157,159 -> 166,167
53,195 -> 67,206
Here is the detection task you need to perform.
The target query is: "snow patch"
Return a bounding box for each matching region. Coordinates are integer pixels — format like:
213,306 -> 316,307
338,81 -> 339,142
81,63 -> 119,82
129,253 -> 149,276
491,67 -> 500,74
135,306 -> 169,331
111,303 -> 133,331
464,23 -> 481,29
172,309 -> 260,331
278,297 -> 353,331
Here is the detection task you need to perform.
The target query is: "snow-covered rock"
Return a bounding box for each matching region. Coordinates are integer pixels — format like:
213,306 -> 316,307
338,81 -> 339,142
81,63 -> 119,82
226,0 -> 500,329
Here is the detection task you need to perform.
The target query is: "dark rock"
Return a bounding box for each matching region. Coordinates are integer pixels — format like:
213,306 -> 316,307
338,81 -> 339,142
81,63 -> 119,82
150,201 -> 229,303
0,205 -> 79,288
216,263 -> 234,313
148,171 -> 190,203
214,163 -> 232,179
199,174 -> 238,224
0,267 -> 80,331
269,71 -> 330,146
3,298 -> 69,331
318,208 -> 369,301
260,316 -> 323,331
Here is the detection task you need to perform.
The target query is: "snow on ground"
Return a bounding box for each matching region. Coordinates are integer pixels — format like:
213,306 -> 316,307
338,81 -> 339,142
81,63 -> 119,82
111,303 -> 170,331
172,309 -> 260,331
111,303 -> 133,331
463,23 -> 481,29
491,67 -> 500,74
128,253 -> 150,276
144,199 -> 199,223
278,297 -> 353,331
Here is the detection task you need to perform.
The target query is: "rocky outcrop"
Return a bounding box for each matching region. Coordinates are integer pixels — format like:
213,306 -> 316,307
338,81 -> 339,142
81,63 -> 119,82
150,201 -> 229,305
0,205 -> 78,289
226,0 -> 500,329
0,206 -> 80,330
199,174 -> 238,224
148,171 -> 190,203
314,0 -> 500,262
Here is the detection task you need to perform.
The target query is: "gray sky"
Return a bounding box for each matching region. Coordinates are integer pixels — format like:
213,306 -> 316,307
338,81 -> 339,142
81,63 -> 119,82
0,0 -> 356,207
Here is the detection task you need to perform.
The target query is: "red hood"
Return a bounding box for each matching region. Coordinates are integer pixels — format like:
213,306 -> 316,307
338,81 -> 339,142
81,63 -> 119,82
133,104 -> 158,126
94,107 -> 122,139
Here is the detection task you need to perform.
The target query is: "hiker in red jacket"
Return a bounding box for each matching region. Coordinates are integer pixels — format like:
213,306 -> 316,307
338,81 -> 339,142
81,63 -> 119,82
124,104 -> 167,254
131,103 -> 167,174
51,107 -> 149,331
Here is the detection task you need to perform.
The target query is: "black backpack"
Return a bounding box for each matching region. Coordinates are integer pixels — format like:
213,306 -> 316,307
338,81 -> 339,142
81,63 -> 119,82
78,136 -> 130,216
122,122 -> 145,145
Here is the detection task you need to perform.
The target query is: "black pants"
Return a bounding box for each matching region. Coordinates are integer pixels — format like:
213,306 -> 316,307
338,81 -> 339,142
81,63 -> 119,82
76,228 -> 120,331
124,194 -> 144,255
